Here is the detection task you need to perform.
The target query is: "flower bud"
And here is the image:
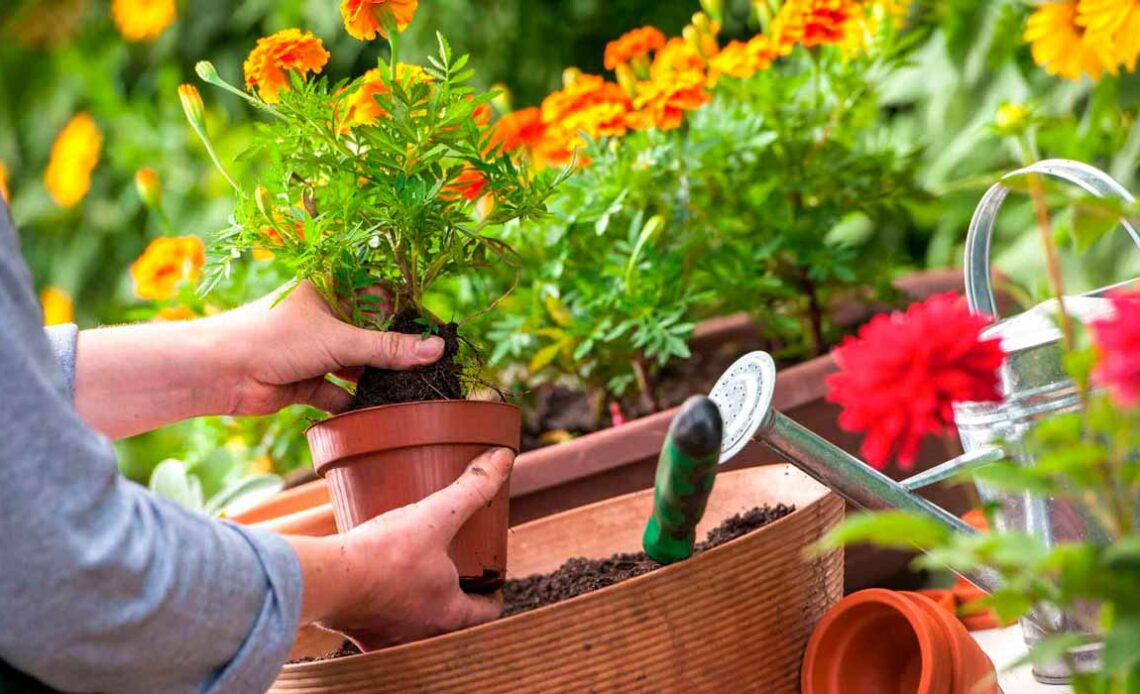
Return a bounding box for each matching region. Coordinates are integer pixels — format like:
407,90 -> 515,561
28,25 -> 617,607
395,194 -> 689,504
254,185 -> 273,219
490,83 -> 512,115
178,83 -> 206,132
994,102 -> 1030,136
135,167 -> 162,208
615,63 -> 638,98
698,0 -> 724,24
195,61 -> 222,86
562,67 -> 582,88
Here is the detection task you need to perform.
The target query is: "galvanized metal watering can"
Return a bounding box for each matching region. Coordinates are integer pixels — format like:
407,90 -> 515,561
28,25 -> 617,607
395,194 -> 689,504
710,159 -> 1138,684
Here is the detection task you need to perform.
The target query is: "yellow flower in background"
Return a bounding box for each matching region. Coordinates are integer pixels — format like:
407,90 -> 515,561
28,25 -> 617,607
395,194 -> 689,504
1025,1 -> 1117,82
156,305 -> 195,321
252,248 -> 275,261
0,162 -> 9,203
135,167 -> 162,208
709,35 -> 776,81
250,455 -> 274,474
111,0 -> 176,42
1078,0 -> 1140,72
650,38 -> 708,80
994,102 -> 1030,135
243,29 -> 330,104
771,0 -> 862,54
341,0 -> 418,41
40,287 -> 73,326
44,114 -> 102,208
130,236 -> 206,300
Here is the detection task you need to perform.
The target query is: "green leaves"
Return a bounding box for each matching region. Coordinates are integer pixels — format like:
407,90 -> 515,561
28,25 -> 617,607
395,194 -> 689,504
816,511 -> 953,552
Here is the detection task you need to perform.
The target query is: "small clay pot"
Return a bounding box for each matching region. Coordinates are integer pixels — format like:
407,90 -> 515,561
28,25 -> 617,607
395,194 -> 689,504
231,478 -> 330,525
306,400 -> 520,593
802,589 -> 997,694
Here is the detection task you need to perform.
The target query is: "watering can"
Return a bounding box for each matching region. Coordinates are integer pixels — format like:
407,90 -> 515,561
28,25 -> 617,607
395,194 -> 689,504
709,159 -> 1139,684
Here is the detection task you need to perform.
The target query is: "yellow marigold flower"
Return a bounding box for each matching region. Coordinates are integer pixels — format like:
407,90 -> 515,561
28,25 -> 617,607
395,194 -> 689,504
44,113 -> 102,208
709,35 -> 776,81
0,162 -> 9,204
604,26 -> 666,71
651,37 -> 708,80
156,305 -> 196,321
540,74 -> 633,162
1078,0 -> 1140,72
771,0 -> 862,54
40,287 -> 73,326
130,236 -> 206,301
111,0 -> 176,42
243,29 -> 330,104
634,69 -> 711,132
341,0 -> 418,41
1025,1 -> 1118,82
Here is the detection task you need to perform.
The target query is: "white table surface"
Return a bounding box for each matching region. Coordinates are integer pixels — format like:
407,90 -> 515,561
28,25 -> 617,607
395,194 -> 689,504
972,626 -> 1072,693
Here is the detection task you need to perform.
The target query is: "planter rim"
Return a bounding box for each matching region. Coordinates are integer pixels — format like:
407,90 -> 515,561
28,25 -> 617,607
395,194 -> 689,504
307,400 -> 520,476
281,464 -> 840,673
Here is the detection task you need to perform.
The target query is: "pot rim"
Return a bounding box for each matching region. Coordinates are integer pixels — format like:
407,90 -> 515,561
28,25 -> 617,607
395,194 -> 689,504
305,398 -> 519,437
281,467 -> 842,672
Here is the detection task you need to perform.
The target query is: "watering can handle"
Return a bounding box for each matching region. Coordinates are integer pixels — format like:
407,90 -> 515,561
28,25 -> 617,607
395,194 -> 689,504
964,159 -> 1140,317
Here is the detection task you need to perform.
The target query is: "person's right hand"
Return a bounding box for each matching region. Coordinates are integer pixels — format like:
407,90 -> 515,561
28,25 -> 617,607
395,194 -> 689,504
285,447 -> 514,650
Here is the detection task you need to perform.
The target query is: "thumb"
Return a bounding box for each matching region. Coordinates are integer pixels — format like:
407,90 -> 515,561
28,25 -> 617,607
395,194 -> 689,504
421,447 -> 515,539
327,321 -> 445,371
445,591 -> 504,631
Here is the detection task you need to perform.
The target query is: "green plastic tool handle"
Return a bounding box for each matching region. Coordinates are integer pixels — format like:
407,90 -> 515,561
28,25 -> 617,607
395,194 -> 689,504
643,395 -> 724,564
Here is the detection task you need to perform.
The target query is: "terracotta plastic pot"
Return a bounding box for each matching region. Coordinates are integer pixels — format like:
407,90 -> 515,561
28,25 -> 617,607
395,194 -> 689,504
802,589 -> 997,694
274,465 -> 843,692
306,400 -> 520,592
231,478 -> 329,525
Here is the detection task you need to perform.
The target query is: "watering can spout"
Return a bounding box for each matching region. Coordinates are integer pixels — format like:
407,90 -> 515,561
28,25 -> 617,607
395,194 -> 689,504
708,351 -> 1004,594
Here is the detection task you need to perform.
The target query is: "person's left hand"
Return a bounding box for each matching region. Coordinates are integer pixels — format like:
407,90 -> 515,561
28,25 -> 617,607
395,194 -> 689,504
208,281 -> 444,416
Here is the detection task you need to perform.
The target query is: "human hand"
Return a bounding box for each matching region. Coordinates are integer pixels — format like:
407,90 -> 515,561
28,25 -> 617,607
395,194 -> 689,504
286,447 -> 514,649
209,281 -> 443,416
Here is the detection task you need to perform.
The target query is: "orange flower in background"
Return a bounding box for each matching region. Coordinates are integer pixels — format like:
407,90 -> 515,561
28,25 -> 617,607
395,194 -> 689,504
442,167 -> 488,202
0,162 -> 9,203
111,0 -> 176,42
709,35 -> 776,81
243,29 -> 330,104
156,305 -> 196,321
40,287 -> 73,326
650,38 -> 708,80
490,108 -> 546,153
1025,1 -> 1117,82
44,113 -> 102,208
340,64 -> 431,129
604,26 -> 666,70
1078,0 -> 1140,72
341,0 -> 418,41
634,69 -> 710,131
130,236 -> 206,300
540,74 -> 634,162
771,0 -> 862,53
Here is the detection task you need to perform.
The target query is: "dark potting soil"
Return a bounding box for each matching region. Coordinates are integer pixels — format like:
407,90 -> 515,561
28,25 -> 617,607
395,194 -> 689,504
295,503 -> 794,663
351,309 -> 465,410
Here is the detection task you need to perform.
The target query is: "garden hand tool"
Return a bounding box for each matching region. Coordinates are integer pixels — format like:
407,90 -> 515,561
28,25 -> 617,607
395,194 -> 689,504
705,154 -> 1139,687
642,395 -> 723,564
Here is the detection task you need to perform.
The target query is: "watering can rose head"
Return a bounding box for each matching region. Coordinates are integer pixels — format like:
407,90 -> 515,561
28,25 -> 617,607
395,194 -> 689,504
825,292 -> 1005,470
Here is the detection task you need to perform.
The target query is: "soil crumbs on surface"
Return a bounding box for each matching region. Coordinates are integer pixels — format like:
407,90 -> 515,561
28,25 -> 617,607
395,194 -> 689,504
351,309 -> 464,409
296,503 -> 793,663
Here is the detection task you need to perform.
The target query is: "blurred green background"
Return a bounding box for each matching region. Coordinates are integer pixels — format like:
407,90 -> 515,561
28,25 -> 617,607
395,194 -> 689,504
3,0 -> 1140,491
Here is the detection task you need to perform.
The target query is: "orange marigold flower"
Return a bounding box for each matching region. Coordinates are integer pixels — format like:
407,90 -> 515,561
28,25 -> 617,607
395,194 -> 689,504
40,287 -> 73,326
340,64 -> 431,129
0,162 -> 9,204
604,26 -> 666,70
1078,0 -> 1140,72
243,29 -> 330,104
634,69 -> 710,131
442,167 -> 489,202
341,0 -> 418,41
709,35 -> 776,81
771,0 -> 862,53
130,236 -> 206,301
650,38 -> 708,80
156,305 -> 196,321
44,113 -> 102,208
490,107 -> 548,159
111,0 -> 176,42
540,74 -> 633,161
1025,1 -> 1118,82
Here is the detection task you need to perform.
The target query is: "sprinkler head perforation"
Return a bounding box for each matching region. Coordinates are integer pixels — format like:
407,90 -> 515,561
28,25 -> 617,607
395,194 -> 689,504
708,351 -> 776,464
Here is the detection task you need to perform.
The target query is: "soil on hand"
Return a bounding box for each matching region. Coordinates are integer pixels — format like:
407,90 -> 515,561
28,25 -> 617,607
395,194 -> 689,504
296,504 -> 794,663
351,309 -> 464,409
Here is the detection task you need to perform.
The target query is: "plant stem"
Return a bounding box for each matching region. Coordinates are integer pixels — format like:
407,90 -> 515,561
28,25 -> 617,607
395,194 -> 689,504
632,355 -> 660,414
800,266 -> 825,358
1025,172 -> 1075,351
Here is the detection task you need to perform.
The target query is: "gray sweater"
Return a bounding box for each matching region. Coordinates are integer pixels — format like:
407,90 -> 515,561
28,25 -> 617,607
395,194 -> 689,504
0,202 -> 301,692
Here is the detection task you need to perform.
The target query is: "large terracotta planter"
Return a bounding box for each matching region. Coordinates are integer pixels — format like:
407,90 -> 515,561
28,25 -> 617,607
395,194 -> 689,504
307,400 -> 520,592
802,589 -> 997,694
274,465 -> 844,692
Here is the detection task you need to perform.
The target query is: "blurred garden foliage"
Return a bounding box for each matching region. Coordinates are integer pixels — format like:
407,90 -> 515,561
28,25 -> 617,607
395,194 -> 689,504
3,0 -> 1140,492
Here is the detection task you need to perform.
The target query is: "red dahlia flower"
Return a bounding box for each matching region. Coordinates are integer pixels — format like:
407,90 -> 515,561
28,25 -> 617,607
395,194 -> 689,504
1090,289 -> 1140,406
825,292 -> 1004,470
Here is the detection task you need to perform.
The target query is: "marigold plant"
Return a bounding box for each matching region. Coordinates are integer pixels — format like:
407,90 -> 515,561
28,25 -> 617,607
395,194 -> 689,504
130,235 -> 206,301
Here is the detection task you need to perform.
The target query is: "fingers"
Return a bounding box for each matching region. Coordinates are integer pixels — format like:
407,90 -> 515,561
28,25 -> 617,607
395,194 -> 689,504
448,591 -> 504,630
326,321 -> 445,371
421,447 -> 515,538
304,378 -> 354,413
